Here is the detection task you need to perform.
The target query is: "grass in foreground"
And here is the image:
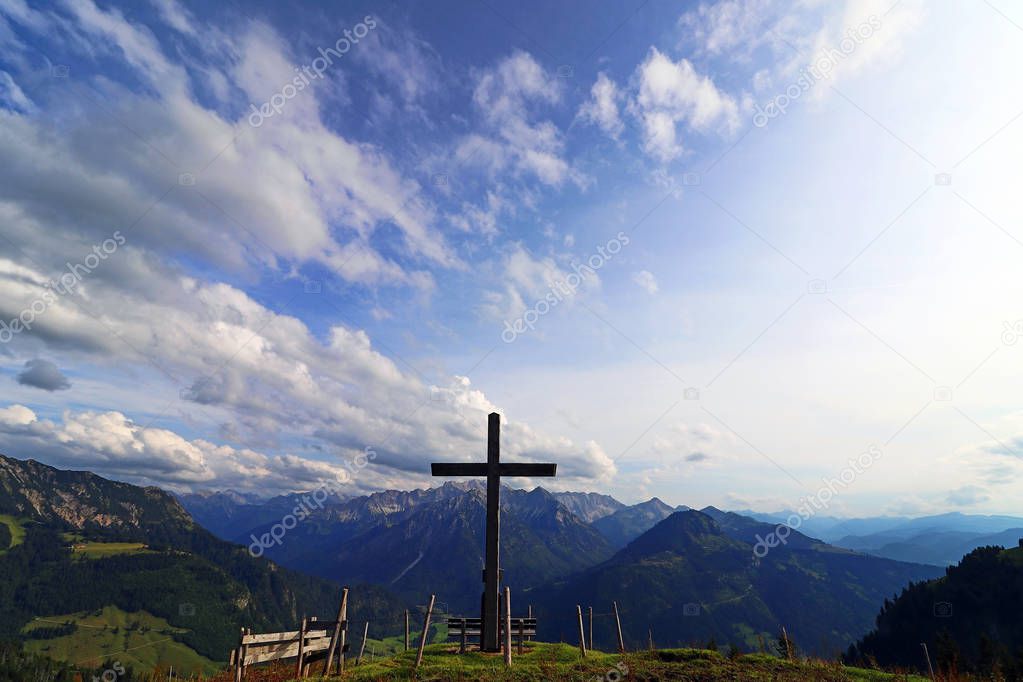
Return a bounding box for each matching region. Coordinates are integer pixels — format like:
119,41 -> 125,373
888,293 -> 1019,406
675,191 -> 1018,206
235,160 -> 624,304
274,642 -> 928,681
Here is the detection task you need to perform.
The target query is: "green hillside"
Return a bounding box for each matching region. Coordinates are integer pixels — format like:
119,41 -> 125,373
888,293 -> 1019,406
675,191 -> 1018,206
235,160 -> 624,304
530,511 -> 942,655
0,454 -> 408,675
22,606 -> 219,675
848,545 -> 1023,677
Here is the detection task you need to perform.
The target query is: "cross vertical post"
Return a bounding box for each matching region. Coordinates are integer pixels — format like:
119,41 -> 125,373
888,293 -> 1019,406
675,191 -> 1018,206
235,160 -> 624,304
430,412 -> 557,653
483,412 -> 501,651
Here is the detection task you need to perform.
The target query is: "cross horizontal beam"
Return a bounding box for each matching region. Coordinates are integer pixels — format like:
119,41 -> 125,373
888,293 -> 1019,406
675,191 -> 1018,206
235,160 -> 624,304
431,463 -> 557,477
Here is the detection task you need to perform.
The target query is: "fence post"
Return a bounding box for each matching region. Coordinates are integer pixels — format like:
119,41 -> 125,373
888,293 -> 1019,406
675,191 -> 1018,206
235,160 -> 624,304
921,642 -> 936,680
504,587 -> 512,666
323,587 -> 348,677
357,622 -> 369,665
404,609 -> 410,651
294,617 -> 307,679
576,605 -> 587,658
527,604 -> 533,641
339,593 -> 348,673
239,627 -> 250,682
588,606 -> 594,651
612,601 -> 625,653
415,595 -> 436,669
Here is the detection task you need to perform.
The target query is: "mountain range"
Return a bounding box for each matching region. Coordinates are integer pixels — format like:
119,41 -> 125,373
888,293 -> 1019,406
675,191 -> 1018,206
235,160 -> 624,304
729,509 -> 1023,567
5,451 -> 1017,672
531,510 -> 941,654
175,477 -> 949,655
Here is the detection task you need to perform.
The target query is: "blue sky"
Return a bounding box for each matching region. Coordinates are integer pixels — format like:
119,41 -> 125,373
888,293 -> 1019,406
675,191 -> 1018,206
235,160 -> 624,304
1,0 -> 1022,517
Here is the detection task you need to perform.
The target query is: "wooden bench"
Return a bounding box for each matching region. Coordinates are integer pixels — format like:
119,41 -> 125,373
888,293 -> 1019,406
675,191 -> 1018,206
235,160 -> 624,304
446,617 -> 536,653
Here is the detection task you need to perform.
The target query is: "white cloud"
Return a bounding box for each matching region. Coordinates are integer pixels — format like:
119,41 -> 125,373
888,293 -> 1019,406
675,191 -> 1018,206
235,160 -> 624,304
480,244 -> 598,323
630,48 -> 740,162
466,51 -> 585,188
0,5 -> 617,495
0,3 -> 460,288
150,0 -> 196,36
0,404 -> 36,428
353,19 -> 444,110
449,191 -> 507,237
577,72 -> 624,139
0,248 -> 615,491
0,70 -> 33,112
633,270 -> 658,294
678,0 -> 780,59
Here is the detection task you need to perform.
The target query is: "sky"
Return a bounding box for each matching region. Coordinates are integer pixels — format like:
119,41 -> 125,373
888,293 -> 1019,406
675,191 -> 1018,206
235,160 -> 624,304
1,0 -> 1022,517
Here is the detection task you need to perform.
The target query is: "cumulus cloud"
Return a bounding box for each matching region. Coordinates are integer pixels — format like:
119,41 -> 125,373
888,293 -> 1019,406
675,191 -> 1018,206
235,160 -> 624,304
0,250 -> 615,490
15,359 -> 71,391
631,48 -> 739,162
466,51 -> 584,187
678,0 -> 782,59
0,404 -> 36,428
0,0 -> 459,287
577,72 -> 623,139
0,3 -> 617,495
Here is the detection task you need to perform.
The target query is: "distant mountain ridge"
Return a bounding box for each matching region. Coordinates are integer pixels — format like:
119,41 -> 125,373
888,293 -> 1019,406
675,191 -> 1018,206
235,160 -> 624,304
249,484 -> 615,613
591,496 -> 685,548
532,510 -> 943,655
550,491 -> 625,522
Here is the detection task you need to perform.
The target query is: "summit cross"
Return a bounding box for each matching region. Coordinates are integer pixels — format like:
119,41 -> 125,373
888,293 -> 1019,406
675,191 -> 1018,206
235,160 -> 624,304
430,412 -> 556,652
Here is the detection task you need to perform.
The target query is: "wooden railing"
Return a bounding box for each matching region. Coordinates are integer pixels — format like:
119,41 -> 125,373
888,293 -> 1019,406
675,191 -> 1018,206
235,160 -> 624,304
230,588 -> 349,681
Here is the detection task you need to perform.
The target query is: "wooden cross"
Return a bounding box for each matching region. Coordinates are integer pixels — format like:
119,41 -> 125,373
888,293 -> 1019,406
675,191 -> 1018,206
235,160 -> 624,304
431,412 -> 556,652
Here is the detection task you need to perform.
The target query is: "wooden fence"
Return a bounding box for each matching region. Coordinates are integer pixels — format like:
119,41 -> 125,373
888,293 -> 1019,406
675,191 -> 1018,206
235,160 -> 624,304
230,587 -> 349,681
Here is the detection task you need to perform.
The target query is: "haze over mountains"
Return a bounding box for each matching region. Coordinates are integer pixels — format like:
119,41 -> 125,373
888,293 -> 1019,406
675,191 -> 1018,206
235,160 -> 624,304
742,509 -> 1023,566
180,486 -> 1023,570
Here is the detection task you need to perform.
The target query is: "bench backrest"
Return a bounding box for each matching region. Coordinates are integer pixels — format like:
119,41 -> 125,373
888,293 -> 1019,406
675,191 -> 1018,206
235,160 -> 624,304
445,617 -> 536,637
